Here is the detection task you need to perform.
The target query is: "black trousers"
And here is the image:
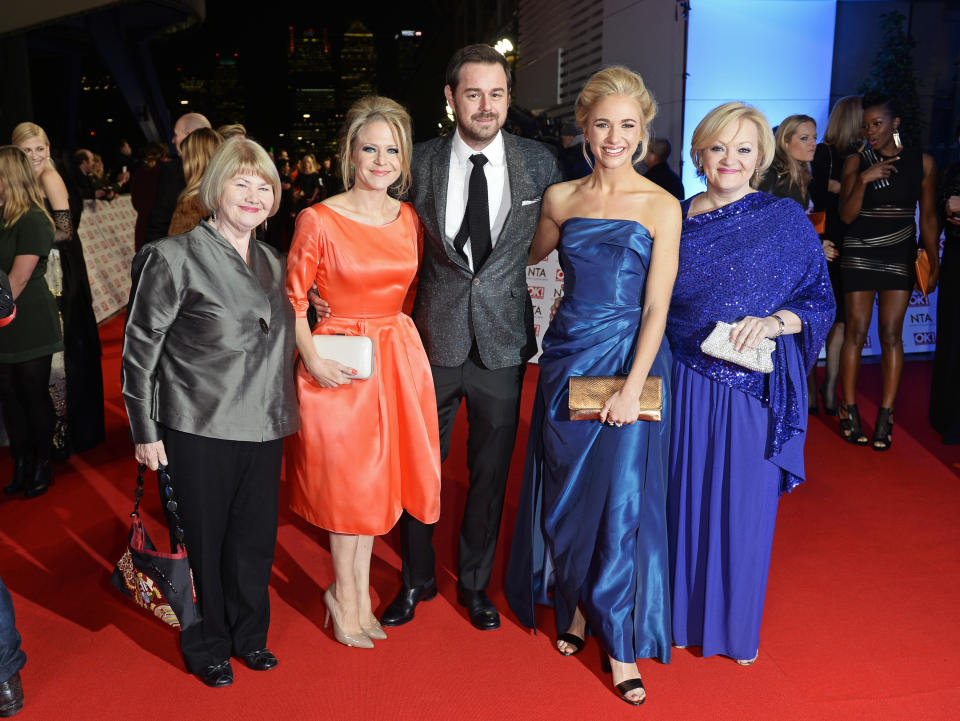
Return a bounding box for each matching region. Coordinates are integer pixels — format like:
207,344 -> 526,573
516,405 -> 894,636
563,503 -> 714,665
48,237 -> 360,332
400,353 -> 526,591
161,428 -> 282,673
0,355 -> 55,461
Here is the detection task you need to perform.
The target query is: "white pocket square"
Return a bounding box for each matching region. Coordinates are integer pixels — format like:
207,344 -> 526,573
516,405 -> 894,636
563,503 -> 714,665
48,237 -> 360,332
521,198 -> 541,206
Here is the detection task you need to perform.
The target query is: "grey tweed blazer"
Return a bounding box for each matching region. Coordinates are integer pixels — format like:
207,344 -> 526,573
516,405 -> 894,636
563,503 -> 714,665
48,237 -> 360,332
410,130 -> 562,369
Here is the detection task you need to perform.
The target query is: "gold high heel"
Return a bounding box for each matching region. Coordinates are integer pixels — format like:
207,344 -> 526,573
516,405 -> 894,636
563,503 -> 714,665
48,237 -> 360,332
362,617 -> 388,640
323,586 -> 374,649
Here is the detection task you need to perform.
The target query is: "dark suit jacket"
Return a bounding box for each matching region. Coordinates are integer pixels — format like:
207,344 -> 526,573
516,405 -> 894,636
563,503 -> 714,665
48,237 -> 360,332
145,159 -> 185,243
409,131 -> 562,369
644,162 -> 685,200
122,221 -> 299,444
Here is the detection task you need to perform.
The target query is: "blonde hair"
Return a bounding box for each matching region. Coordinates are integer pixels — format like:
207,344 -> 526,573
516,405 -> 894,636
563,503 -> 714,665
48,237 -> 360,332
0,146 -> 54,229
574,66 -> 657,167
771,114 -> 816,197
179,127 -> 223,203
198,137 -> 281,216
823,95 -> 863,153
11,122 -> 55,171
339,96 -> 413,196
690,102 -> 775,189
216,123 -> 246,139
301,154 -> 319,175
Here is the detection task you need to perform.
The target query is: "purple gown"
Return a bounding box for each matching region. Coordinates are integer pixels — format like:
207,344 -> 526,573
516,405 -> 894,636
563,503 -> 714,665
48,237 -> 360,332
666,193 -> 834,660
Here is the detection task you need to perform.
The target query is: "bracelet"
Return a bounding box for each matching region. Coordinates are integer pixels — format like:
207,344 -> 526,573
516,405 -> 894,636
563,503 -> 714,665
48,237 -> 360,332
771,313 -> 785,338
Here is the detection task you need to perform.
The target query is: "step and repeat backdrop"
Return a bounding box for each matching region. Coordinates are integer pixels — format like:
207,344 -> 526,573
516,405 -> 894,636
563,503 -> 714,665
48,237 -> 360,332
78,197 -> 138,323
524,245 -> 942,362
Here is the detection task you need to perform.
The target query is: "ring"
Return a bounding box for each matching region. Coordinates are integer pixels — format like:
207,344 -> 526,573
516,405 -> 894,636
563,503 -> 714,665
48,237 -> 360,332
616,423 -> 622,427
607,421 -> 615,426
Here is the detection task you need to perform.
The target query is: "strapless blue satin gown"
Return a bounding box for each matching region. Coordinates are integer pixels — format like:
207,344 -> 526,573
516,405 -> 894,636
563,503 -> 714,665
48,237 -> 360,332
505,218 -> 672,664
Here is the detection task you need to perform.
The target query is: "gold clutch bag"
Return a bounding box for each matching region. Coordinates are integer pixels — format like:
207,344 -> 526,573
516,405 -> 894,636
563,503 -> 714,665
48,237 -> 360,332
568,375 -> 663,422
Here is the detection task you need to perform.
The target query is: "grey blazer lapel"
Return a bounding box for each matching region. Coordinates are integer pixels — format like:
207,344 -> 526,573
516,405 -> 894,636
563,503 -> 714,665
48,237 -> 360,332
431,135 -> 471,273
495,131 -> 533,248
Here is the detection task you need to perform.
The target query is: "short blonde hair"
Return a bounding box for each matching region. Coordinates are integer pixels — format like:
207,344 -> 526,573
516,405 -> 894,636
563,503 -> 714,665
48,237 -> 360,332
11,122 -> 55,171
339,96 -> 412,196
574,66 -> 657,165
301,154 -> 319,174
690,102 -> 775,189
823,95 -> 863,152
216,123 -> 246,139
198,137 -> 281,217
180,127 -> 224,202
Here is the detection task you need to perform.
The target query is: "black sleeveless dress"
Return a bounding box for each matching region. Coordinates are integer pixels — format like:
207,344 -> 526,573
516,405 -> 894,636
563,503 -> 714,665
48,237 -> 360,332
841,147 -> 922,292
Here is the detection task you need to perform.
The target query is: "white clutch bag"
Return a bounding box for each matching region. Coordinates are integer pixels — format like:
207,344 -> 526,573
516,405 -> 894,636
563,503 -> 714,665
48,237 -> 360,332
700,321 -> 775,374
311,334 -> 374,380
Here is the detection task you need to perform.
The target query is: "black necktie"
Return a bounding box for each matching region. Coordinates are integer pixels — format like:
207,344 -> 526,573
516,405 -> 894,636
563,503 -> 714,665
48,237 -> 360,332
454,153 -> 491,271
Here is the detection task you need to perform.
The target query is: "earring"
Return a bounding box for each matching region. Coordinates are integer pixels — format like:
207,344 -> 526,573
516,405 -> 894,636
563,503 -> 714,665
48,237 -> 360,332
893,129 -> 902,150
211,209 -> 217,223
637,140 -> 644,157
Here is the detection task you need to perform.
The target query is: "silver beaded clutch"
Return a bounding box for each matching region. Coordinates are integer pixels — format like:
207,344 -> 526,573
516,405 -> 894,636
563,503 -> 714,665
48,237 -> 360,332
700,321 -> 775,374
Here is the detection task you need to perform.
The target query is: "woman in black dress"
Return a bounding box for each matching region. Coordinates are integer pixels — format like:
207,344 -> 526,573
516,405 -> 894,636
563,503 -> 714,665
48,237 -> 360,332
12,122 -> 105,457
838,92 -> 939,449
811,96 -> 862,415
930,120 -> 960,443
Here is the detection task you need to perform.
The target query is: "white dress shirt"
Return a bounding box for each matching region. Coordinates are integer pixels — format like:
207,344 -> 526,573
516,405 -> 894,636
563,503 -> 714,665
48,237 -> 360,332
444,129 -> 511,271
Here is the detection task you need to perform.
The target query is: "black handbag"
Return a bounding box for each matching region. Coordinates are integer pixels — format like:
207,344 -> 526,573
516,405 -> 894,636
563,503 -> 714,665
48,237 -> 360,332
110,464 -> 201,630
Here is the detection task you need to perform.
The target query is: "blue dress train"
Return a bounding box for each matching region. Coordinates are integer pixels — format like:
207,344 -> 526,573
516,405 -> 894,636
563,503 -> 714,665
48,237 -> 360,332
505,217 -> 672,664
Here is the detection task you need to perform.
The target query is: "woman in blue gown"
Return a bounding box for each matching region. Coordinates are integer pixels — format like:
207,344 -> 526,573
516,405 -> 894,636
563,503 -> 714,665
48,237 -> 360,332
506,67 -> 681,706
667,103 -> 834,665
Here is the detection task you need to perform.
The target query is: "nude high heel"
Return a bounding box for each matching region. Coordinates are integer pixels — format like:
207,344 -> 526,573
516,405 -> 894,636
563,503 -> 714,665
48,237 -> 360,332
323,586 -> 374,649
362,617 -> 388,640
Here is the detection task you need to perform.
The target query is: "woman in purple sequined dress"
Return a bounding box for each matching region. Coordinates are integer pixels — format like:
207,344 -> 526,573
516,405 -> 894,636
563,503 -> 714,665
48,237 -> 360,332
666,103 -> 834,665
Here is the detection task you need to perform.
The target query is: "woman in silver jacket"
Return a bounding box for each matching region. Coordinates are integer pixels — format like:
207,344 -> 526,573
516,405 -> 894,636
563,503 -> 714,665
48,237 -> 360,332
122,137 -> 299,687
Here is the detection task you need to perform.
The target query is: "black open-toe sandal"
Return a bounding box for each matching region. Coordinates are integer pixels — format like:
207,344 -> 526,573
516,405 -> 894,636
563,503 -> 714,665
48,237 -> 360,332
838,404 -> 869,445
556,632 -> 585,656
600,655 -> 646,706
614,678 -> 646,706
872,407 -> 893,451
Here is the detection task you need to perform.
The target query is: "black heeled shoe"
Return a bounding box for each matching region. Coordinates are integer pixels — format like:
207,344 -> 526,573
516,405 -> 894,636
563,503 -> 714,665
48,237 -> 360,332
838,404 -> 869,445
23,460 -> 52,499
819,383 -> 839,416
872,407 -> 893,451
3,458 -> 30,495
600,653 -> 646,705
556,632 -> 585,656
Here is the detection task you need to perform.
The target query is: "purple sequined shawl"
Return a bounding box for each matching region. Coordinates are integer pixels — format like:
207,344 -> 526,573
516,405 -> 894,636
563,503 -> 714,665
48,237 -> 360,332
667,192 -> 835,492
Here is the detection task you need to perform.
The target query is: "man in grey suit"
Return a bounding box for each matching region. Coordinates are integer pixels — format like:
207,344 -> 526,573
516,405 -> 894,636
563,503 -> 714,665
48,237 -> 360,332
379,44 -> 563,630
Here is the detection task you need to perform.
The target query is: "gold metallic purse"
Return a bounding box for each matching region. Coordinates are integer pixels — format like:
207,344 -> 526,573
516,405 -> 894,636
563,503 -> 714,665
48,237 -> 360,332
568,375 -> 663,422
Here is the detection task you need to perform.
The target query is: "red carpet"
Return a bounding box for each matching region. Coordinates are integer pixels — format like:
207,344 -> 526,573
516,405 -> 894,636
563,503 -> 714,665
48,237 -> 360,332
1,316 -> 959,720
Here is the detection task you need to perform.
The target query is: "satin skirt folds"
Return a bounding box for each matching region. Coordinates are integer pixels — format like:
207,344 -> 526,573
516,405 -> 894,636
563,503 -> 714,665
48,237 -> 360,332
506,297 -> 673,664
667,360 -> 781,660
285,313 -> 441,536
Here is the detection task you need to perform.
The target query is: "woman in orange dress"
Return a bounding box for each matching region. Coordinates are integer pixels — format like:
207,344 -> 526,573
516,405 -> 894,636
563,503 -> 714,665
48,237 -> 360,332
285,96 -> 441,648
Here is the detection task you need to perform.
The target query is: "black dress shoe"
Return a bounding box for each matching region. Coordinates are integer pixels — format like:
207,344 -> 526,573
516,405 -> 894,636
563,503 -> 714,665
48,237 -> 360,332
380,578 -> 438,627
239,649 -> 278,671
456,588 -> 500,630
23,460 -> 51,499
197,660 -> 233,687
0,671 -> 23,717
3,459 -> 30,496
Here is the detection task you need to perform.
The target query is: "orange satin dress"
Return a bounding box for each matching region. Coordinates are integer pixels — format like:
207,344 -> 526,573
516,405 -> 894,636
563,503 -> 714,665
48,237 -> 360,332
285,202 -> 441,536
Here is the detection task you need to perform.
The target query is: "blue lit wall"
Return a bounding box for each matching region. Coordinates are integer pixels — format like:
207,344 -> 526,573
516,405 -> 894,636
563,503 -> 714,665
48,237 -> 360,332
682,0 -> 838,196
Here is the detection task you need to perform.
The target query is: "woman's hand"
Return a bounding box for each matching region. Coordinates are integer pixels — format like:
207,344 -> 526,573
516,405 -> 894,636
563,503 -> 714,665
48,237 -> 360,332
821,239 -> 839,261
549,296 -> 563,322
859,156 -> 899,185
600,385 -> 642,427
730,316 -> 778,352
302,355 -> 356,388
946,195 -> 960,226
135,441 -> 167,471
827,179 -> 841,194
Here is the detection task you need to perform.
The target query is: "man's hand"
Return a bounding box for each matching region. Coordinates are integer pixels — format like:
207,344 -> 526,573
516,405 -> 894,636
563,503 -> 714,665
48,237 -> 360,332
307,284 -> 331,322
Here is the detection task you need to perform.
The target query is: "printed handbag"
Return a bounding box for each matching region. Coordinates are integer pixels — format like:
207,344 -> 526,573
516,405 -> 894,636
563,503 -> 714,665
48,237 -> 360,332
110,464 -> 201,630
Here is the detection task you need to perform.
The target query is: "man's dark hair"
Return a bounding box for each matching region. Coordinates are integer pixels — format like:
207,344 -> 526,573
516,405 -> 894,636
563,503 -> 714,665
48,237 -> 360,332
74,148 -> 91,166
445,44 -> 512,93
648,137 -> 672,161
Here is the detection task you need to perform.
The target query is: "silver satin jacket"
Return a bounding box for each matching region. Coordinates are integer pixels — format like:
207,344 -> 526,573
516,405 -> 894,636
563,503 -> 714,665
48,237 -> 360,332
122,221 -> 299,444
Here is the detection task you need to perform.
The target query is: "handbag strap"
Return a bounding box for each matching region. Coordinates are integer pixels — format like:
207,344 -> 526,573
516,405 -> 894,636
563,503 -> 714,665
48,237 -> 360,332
132,463 -> 186,548
158,464 -> 187,548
